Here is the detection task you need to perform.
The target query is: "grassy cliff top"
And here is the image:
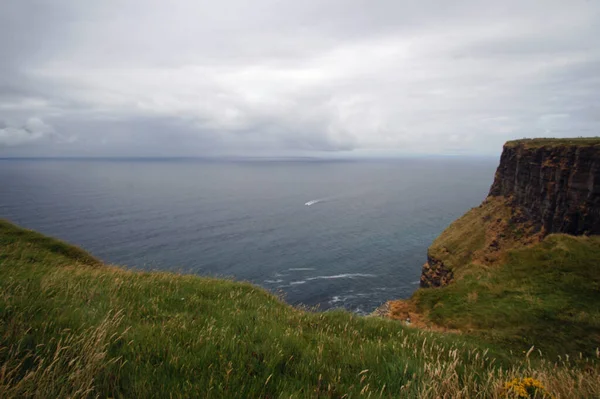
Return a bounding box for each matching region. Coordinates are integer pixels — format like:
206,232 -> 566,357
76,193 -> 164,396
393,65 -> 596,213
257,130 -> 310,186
505,137 -> 600,148
414,232 -> 600,356
1,219 -> 599,398
395,197 -> 600,359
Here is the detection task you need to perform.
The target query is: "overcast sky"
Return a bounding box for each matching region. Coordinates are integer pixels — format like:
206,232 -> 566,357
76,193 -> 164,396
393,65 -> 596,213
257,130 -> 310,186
1,0 -> 599,157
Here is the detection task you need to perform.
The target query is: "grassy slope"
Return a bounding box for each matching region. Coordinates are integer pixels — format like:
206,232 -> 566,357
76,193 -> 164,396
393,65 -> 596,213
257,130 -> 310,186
1,220 -> 598,398
426,197 -> 540,276
409,199 -> 600,357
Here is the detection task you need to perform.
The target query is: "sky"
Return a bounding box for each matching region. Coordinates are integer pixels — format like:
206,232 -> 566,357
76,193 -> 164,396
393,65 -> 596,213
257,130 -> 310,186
1,0 -> 599,157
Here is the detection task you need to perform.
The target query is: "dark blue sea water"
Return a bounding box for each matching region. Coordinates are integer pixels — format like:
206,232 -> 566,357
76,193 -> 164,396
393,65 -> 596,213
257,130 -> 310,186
0,157 -> 497,313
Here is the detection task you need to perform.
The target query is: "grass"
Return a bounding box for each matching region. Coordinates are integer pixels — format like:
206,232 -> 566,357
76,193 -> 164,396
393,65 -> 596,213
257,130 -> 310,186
504,138 -> 600,148
425,197 -> 538,276
419,196 -> 542,289
414,234 -> 600,357
405,196 -> 600,358
1,219 -> 599,398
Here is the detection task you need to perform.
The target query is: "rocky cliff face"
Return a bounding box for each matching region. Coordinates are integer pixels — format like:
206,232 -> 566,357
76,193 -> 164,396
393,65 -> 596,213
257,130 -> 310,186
489,140 -> 600,235
419,138 -> 600,289
420,254 -> 454,288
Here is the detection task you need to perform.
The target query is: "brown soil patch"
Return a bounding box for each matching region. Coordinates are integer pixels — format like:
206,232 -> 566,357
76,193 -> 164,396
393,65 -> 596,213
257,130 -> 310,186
378,300 -> 460,333
470,200 -> 543,267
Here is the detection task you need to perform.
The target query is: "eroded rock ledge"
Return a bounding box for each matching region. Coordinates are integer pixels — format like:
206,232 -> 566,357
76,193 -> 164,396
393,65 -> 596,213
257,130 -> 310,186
420,255 -> 453,288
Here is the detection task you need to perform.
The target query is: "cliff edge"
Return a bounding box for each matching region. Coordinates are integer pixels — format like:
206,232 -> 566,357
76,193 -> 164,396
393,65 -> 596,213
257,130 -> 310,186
490,138 -> 600,235
384,138 -> 600,356
421,138 -> 600,288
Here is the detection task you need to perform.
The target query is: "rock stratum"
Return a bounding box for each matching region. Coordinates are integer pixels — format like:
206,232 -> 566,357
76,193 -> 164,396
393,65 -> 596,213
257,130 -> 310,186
420,138 -> 600,288
490,139 -> 600,236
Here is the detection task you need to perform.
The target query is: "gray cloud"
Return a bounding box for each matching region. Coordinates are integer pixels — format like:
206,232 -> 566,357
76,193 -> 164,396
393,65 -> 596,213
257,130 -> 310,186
0,117 -> 57,146
0,0 -> 599,157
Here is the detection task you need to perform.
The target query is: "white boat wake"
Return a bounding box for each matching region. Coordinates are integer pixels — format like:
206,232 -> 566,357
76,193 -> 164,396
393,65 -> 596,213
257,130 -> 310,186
305,198 -> 327,206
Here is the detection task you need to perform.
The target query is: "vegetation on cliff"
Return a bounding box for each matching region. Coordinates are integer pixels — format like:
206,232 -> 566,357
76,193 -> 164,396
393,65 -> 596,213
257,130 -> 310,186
1,219 -> 599,398
504,138 -> 600,148
389,196 -> 600,357
388,139 -> 600,362
418,226 -> 600,356
420,197 -> 540,288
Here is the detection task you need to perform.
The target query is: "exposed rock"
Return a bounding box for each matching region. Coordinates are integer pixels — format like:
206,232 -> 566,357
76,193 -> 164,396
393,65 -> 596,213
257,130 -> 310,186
382,139 -> 600,328
417,139 -> 600,290
489,141 -> 600,235
420,255 -> 454,288
370,302 -> 390,318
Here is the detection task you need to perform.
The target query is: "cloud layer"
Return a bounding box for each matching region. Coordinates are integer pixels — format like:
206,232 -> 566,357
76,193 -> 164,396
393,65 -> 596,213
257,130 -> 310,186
1,0 -> 599,156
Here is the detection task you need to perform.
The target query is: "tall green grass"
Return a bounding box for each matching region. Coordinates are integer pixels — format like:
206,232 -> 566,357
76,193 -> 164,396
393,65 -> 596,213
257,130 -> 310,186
414,234 -> 600,358
1,220 -> 598,398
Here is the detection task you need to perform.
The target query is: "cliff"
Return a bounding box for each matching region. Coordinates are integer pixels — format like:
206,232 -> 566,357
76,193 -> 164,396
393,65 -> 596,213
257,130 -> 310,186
421,137 -> 600,288
490,138 -> 600,235
384,139 -> 600,358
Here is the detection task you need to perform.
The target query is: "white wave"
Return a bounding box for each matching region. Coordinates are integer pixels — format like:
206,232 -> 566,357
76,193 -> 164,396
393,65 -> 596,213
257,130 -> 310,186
306,273 -> 376,281
288,267 -> 316,271
264,279 -> 284,284
290,280 -> 307,285
411,280 -> 420,285
354,307 -> 367,315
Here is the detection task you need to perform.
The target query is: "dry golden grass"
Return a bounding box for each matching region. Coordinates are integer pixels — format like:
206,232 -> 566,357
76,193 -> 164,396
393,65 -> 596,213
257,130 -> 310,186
0,311 -> 126,398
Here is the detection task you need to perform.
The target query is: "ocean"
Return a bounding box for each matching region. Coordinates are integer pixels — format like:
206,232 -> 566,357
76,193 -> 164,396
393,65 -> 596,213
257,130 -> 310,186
0,157 -> 497,314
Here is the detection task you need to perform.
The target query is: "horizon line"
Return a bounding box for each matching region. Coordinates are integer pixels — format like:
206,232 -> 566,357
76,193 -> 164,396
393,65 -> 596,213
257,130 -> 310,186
0,153 -> 498,161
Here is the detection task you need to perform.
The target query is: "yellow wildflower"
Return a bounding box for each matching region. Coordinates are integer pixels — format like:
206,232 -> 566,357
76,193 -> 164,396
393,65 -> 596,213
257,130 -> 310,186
502,377 -> 554,399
